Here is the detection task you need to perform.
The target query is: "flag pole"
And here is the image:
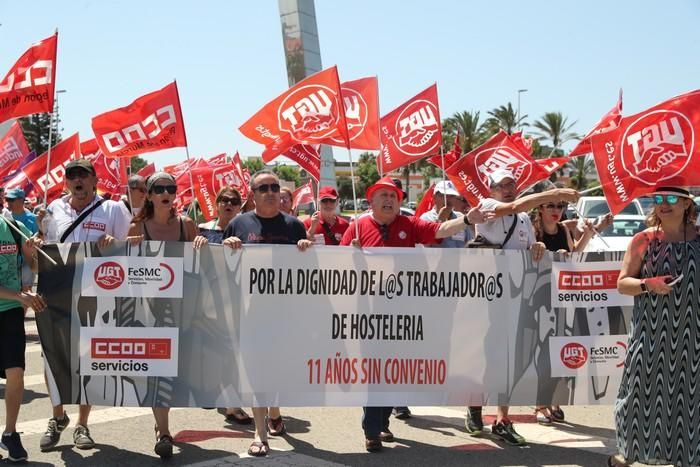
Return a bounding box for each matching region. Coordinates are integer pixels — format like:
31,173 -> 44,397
173,79 -> 197,219
346,148 -> 360,238
0,215 -> 57,265
375,76 -> 384,178
42,29 -> 60,208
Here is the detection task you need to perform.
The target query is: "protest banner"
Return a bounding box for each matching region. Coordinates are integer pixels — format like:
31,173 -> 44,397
36,244 -> 630,407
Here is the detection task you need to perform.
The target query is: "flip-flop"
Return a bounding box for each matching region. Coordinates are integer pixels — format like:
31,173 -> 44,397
248,441 -> 269,457
267,416 -> 286,436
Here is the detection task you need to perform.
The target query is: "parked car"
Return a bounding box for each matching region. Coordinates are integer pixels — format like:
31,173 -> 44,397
575,196 -> 643,218
583,214 -> 647,252
637,196 -> 654,215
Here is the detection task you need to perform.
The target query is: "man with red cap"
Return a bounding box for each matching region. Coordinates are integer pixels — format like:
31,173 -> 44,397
340,176 -> 493,452
304,186 -> 349,245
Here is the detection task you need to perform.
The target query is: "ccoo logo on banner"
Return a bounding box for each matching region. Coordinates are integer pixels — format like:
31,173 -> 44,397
81,257 -> 183,298
79,327 -> 179,376
551,260 -> 633,307
549,335 -> 628,377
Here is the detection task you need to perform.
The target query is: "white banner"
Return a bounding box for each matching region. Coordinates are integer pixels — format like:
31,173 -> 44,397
551,260 -> 632,307
549,335 -> 628,377
81,257 -> 183,297
79,327 -> 180,377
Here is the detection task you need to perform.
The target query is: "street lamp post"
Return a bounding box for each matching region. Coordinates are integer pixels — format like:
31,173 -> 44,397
517,89 -> 528,132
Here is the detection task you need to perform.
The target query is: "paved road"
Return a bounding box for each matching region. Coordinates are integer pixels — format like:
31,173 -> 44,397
0,314 -> 662,466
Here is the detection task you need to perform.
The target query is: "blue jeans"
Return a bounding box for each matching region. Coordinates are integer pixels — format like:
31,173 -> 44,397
362,406 -> 392,438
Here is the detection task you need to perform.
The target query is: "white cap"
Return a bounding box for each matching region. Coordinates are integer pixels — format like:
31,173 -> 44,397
433,180 -> 460,196
487,169 -> 515,187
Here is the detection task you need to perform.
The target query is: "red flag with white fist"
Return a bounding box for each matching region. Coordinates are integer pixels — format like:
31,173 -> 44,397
239,66 -> 349,158
445,131 -> 550,206
591,89 -> 700,214
379,84 -> 442,172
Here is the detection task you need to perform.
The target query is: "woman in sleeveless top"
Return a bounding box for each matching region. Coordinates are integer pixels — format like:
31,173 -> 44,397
126,172 -> 208,459
612,187 -> 700,466
532,200 -> 596,424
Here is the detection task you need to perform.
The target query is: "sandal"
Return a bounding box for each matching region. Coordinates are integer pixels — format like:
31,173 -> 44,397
225,408 -> 252,425
247,440 -> 270,457
550,407 -> 565,422
607,454 -> 629,467
154,434 -> 174,459
267,416 -> 286,436
534,407 -> 552,425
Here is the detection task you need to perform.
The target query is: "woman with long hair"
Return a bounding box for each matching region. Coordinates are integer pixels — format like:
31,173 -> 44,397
531,200 -> 600,424
611,187 -> 699,466
127,172 -> 208,459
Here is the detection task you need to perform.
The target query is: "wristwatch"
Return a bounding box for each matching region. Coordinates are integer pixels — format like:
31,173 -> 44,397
463,214 -> 471,226
639,279 -> 648,294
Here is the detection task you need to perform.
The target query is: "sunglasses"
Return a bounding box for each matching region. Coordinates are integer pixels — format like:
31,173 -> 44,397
219,196 -> 241,205
320,198 -> 336,204
65,168 -> 93,180
544,203 -> 567,210
151,185 -> 177,195
653,194 -> 681,205
254,183 -> 281,193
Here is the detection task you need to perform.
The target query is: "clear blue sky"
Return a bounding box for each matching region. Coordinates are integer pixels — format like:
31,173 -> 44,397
2,0 -> 699,169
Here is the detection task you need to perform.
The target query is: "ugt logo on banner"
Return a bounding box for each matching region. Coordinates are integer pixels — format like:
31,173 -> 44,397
82,257 -> 183,297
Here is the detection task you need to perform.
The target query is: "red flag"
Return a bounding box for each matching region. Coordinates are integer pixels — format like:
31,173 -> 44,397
428,131 -> 461,169
189,161 -> 250,221
206,153 -> 228,166
320,76 -> 380,150
270,144 -> 320,182
92,152 -> 122,198
510,131 -> 534,156
292,181 -> 315,210
0,33 -> 57,123
379,84 -> 442,173
231,152 -> 250,199
570,90 -> 623,157
537,156 -> 570,175
0,121 -> 31,178
446,131 -> 550,206
239,66 -> 349,158
591,89 -> 700,214
22,132 -> 79,203
92,82 -> 187,158
80,138 -> 100,158
137,162 -> 156,178
414,183 -> 435,218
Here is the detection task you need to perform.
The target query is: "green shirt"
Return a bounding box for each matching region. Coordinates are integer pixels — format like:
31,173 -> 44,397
0,219 -> 30,312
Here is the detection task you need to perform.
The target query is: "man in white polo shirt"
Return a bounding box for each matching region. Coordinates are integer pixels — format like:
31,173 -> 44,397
464,169 -> 579,445
38,159 -> 131,452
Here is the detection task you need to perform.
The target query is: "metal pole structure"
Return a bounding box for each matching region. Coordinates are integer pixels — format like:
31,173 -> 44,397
517,89 -> 528,132
42,89 -> 66,207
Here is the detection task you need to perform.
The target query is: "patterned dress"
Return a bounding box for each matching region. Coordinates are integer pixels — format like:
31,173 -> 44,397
615,238 -> 700,466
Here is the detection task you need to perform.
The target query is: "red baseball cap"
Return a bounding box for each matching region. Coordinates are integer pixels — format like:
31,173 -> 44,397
366,176 -> 404,202
319,186 -> 339,200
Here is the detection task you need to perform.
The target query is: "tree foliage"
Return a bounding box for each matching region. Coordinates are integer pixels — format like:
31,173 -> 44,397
356,151 -> 380,195
19,113 -> 61,155
484,103 -> 527,136
273,164 -> 301,186
533,112 -> 579,149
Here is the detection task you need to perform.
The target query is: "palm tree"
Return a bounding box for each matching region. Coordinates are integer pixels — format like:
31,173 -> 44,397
443,110 -> 485,152
533,112 -> 579,149
484,103 -> 527,136
569,155 -> 596,190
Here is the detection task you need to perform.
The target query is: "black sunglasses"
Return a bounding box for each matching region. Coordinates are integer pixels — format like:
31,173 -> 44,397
219,196 -> 241,205
544,203 -> 567,210
65,168 -> 93,180
254,183 -> 281,193
151,185 -> 177,195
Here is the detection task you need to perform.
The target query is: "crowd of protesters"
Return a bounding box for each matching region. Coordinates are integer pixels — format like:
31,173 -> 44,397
0,160 -> 698,465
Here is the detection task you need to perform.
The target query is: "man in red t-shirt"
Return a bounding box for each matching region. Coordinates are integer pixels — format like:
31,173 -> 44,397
304,186 -> 349,245
339,176 -> 492,452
